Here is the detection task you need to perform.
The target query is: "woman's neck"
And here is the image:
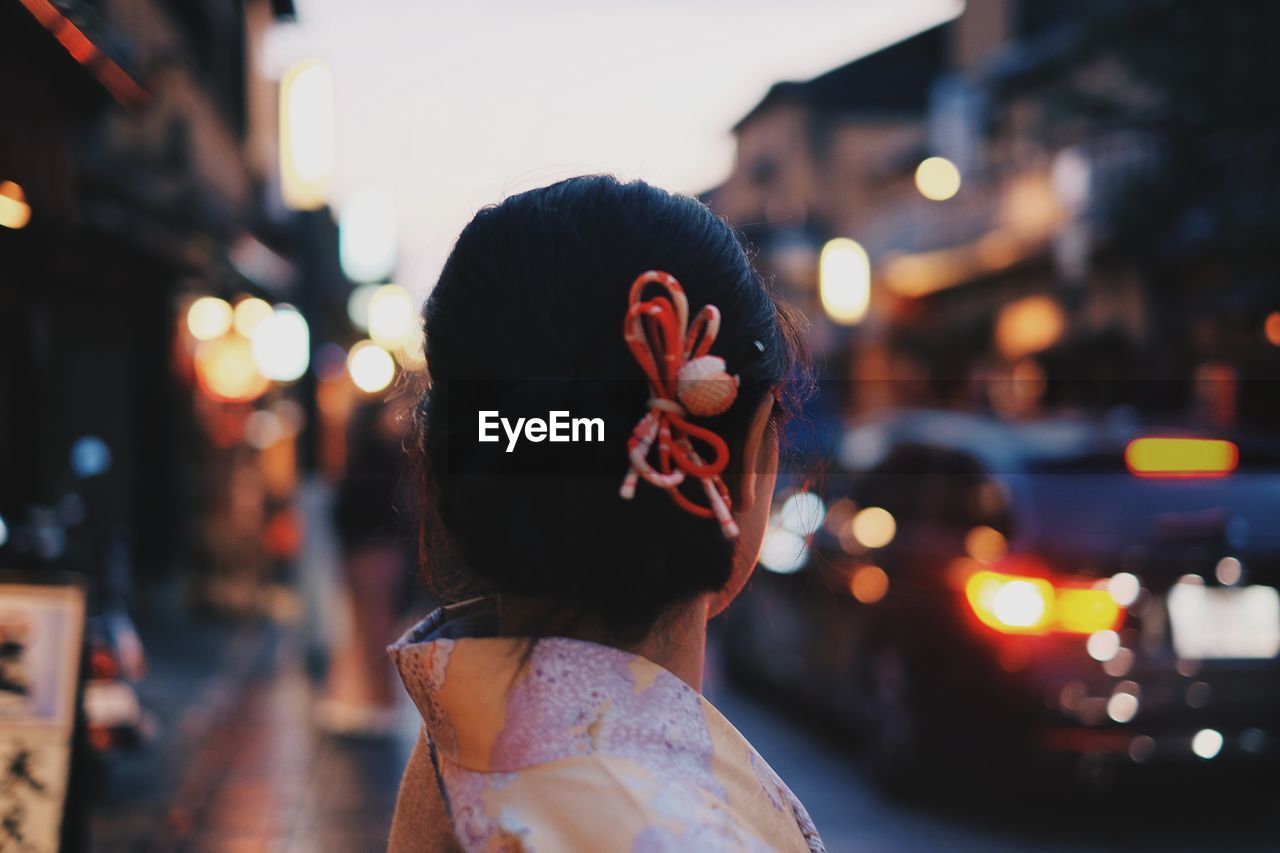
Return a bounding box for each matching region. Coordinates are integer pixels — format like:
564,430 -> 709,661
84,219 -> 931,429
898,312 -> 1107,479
496,594 -> 711,692
628,595 -> 710,691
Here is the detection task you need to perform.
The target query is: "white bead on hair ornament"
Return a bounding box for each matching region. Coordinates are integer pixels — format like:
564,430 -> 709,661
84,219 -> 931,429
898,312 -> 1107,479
619,270 -> 744,538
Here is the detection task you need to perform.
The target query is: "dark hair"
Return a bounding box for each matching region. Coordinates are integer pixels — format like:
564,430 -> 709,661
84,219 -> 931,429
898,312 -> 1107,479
414,175 -> 806,640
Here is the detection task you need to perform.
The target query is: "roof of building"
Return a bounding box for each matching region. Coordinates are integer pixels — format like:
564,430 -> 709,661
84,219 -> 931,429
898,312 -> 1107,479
733,23 -> 949,132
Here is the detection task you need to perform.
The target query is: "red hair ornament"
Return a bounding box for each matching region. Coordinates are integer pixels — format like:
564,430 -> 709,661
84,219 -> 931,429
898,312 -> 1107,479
620,271 -> 741,539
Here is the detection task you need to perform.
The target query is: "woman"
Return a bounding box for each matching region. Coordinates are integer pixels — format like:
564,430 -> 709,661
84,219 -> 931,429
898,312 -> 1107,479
389,176 -> 822,851
318,399 -> 412,736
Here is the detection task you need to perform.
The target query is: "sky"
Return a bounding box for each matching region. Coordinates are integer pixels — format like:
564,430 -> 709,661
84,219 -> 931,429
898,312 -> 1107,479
265,0 -> 963,298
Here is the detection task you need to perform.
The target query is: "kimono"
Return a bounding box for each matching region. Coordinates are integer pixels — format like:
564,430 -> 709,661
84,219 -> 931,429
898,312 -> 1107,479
386,600 -> 825,852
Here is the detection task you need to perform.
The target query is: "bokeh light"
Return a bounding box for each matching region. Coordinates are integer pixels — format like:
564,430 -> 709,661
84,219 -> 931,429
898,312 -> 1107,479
914,156 -> 961,201
849,565 -> 889,604
1102,647 -> 1134,677
347,340 -> 396,393
339,189 -> 399,283
994,295 -> 1065,360
1215,556 -> 1243,586
195,335 -> 270,402
279,59 -> 334,211
70,436 -> 112,478
367,284 -> 416,348
245,409 -> 284,450
346,283 -> 380,331
233,297 -> 274,338
1129,735 -> 1156,763
1055,587 -> 1121,634
778,492 -> 825,537
850,506 -> 895,549
991,579 -> 1049,629
1107,688 -> 1139,723
818,238 -> 871,325
1192,728 -> 1224,760
759,528 -> 808,574
964,525 -> 1007,563
1264,311 -> 1280,346
251,305 -> 310,382
187,297 -> 234,341
1107,572 -> 1141,607
0,180 -> 32,229
1086,629 -> 1120,662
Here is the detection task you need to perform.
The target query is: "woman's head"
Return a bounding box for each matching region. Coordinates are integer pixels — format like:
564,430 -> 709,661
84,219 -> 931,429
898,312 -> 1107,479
415,175 -> 805,640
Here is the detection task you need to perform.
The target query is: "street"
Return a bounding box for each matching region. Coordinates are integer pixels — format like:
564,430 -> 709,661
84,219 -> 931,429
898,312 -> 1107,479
705,651 -> 1280,852
88,610 -> 1280,852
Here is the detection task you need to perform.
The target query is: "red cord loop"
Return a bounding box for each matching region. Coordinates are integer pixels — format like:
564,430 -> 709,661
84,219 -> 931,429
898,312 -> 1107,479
620,271 -> 740,538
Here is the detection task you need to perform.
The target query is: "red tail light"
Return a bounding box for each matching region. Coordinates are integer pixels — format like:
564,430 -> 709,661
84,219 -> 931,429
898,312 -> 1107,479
964,569 -> 1122,636
1125,437 -> 1238,478
89,646 -> 119,681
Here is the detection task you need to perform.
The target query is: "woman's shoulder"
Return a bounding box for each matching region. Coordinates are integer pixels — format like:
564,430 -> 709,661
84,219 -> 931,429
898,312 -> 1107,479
444,752 -> 776,852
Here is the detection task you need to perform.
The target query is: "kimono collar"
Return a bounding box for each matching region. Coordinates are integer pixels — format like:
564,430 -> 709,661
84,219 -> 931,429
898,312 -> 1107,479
387,599 -> 722,785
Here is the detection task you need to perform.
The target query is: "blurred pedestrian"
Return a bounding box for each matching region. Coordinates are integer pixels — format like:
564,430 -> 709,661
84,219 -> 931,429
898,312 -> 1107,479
388,176 -> 824,851
316,398 -> 411,736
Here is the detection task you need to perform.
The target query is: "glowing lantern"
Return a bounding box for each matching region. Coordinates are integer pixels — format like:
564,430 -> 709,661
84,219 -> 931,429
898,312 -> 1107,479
195,336 -> 270,403
818,237 -> 871,325
279,59 -> 334,211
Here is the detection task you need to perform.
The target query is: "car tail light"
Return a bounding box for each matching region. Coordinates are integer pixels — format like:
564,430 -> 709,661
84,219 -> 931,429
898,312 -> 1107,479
1125,437 -> 1237,478
90,645 -> 119,681
964,569 -> 1122,635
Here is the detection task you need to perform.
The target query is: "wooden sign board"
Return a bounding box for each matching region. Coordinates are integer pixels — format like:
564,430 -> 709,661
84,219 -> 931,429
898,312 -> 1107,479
0,572 -> 87,853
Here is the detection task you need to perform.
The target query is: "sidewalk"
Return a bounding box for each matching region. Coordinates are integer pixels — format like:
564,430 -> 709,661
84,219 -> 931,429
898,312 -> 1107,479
90,609 -> 417,852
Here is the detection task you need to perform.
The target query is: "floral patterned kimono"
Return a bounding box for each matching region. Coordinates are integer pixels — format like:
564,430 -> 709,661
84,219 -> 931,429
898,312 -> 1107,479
386,601 -> 825,852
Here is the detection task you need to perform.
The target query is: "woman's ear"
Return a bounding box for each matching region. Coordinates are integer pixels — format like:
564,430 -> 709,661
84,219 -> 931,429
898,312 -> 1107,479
707,393 -> 779,619
734,394 -> 774,513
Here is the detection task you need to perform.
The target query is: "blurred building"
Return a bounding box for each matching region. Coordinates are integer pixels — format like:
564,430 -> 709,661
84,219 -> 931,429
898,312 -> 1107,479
708,0 -> 1280,430
0,0 -> 309,602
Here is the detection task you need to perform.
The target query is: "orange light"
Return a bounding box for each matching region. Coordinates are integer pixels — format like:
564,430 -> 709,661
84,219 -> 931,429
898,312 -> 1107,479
964,570 -> 1122,636
1266,311 -> 1280,347
849,565 -> 889,604
966,571 -> 1053,633
1125,437 -> 1238,478
17,0 -> 148,106
0,181 -> 32,229
964,525 -> 1008,563
1055,588 -> 1122,634
194,335 -> 270,403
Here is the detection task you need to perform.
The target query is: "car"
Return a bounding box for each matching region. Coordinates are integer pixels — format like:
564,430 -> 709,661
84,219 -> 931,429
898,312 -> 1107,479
720,409 -> 1280,791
